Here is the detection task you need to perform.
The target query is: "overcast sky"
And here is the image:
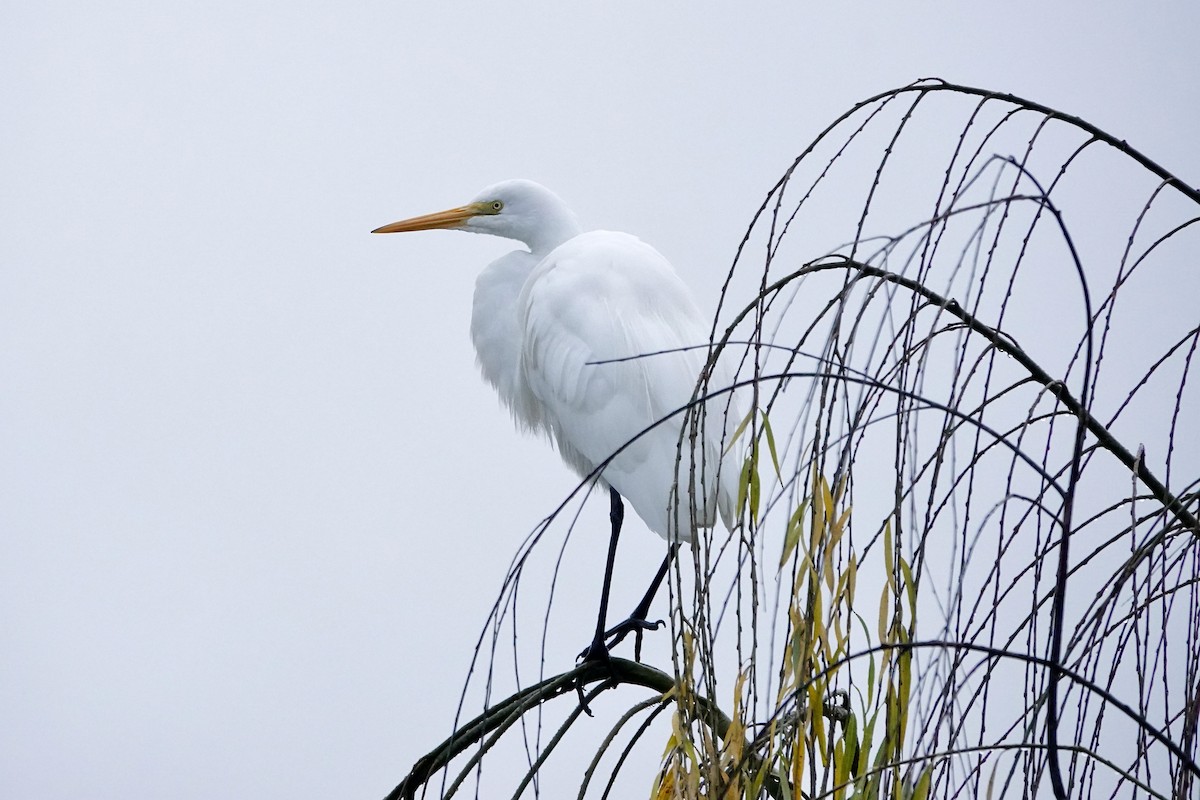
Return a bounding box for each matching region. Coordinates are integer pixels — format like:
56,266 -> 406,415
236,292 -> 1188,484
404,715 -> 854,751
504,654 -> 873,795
2,3 -> 1198,798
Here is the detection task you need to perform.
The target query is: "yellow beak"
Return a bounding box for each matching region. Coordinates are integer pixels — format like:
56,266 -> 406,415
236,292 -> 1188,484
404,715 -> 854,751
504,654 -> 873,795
372,203 -> 484,234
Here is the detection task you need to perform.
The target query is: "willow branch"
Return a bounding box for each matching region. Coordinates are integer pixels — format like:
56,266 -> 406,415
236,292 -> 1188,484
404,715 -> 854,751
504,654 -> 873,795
384,658 -> 744,800
740,255 -> 1199,543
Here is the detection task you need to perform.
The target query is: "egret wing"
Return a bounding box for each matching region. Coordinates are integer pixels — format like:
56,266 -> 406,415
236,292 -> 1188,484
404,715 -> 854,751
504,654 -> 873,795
519,231 -> 740,540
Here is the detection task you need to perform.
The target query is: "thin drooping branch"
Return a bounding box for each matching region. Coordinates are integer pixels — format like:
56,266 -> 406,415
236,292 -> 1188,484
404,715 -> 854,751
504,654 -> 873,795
723,254 -> 1200,542
385,659 -> 740,800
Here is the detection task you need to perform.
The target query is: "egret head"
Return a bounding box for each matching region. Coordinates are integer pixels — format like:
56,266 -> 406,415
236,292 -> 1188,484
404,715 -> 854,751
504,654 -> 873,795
373,179 -> 582,255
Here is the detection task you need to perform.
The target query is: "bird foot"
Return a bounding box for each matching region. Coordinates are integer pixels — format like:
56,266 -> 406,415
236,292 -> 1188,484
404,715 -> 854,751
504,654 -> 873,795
572,617 -> 664,714
578,616 -> 665,663
574,636 -> 612,716
577,634 -> 612,666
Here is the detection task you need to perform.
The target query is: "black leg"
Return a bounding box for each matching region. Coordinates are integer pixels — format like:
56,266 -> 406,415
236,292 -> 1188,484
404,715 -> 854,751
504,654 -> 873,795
626,544 -> 677,622
601,544 -> 679,660
575,488 -> 625,715
578,487 -> 625,665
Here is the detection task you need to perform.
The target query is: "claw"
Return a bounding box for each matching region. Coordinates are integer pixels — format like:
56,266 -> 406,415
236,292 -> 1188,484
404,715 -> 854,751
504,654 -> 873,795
631,618 -> 665,661
578,616 -> 665,662
575,681 -> 594,716
577,634 -> 612,664
575,637 -> 613,716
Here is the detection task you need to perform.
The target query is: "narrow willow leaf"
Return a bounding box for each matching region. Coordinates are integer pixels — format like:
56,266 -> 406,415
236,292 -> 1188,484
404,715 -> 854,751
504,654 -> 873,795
898,556 -> 918,621
749,463 -> 761,521
843,712 -> 860,779
746,760 -> 771,800
832,737 -> 848,800
856,614 -> 877,706
882,678 -> 903,765
845,554 -> 858,606
724,671 -> 747,766
819,475 -> 835,525
859,708 -> 878,779
791,729 -> 806,800
725,407 -> 754,454
810,473 -> 828,550
897,648 -> 912,745
661,732 -> 679,759
823,542 -> 836,592
832,472 -> 848,504
878,585 -> 889,642
860,710 -> 882,800
737,456 -> 752,517
777,765 -> 793,800
832,730 -> 851,797
833,506 -> 852,538
761,410 -> 783,482
882,519 -> 896,595
910,766 -> 932,800
652,766 -> 675,800
809,684 -> 828,764
779,498 -> 809,568
832,611 -> 846,658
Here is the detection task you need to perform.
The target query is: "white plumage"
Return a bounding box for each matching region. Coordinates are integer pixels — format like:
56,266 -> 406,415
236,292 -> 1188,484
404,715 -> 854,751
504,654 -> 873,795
375,179 -> 741,543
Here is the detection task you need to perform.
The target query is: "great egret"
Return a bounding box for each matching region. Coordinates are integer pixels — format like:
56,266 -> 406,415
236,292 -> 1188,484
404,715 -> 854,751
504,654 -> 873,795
373,180 -> 741,662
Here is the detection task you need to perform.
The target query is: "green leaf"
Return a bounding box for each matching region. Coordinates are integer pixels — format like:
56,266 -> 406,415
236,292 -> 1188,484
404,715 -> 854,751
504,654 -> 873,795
910,767 -> 932,800
777,764 -> 794,800
882,519 -> 896,595
877,585 -> 889,642
898,556 -> 918,624
778,498 -> 809,569
725,407 -> 754,454
749,462 -> 761,521
736,455 -> 752,517
897,647 -> 912,745
761,411 -> 783,482
842,712 -> 860,780
845,554 -> 858,606
858,707 -> 878,775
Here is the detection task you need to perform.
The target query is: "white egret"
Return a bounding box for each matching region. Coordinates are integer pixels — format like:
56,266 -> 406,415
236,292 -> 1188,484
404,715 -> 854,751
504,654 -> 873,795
373,180 -> 741,662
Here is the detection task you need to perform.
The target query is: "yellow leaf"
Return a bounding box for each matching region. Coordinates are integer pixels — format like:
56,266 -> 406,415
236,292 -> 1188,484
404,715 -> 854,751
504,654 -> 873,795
845,555 -> 857,605
809,684 -> 828,764
819,477 -> 835,531
833,506 -> 852,538
791,728 -> 806,794
672,712 -> 699,765
652,765 -> 676,800
832,472 -> 847,504
724,671 -> 747,765
809,471 -> 828,550
661,731 -> 679,759
823,538 -> 836,591
832,736 -> 848,800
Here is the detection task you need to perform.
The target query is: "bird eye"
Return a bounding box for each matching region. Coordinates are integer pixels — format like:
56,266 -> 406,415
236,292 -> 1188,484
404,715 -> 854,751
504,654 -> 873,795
490,201 -> 504,213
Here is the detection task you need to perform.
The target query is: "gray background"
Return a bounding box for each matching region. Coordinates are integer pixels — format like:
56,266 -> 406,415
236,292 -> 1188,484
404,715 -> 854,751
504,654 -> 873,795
2,3 -> 1197,797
